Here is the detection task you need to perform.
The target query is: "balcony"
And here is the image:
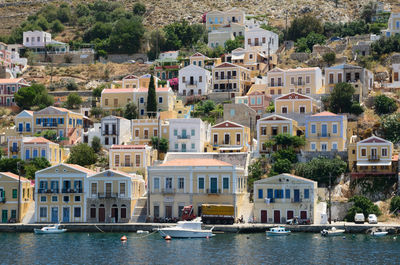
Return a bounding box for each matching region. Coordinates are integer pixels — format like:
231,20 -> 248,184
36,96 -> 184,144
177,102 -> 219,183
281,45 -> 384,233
317,133 -> 331,138
214,76 -> 237,81
206,188 -> 221,194
264,198 -> 274,203
368,155 -> 380,161
103,130 -> 117,136
120,163 -> 133,167
9,146 -> 19,153
162,188 -> 176,194
291,198 -> 303,203
62,188 -> 83,193
185,81 -> 198,88
98,192 -> 119,198
177,135 -> 191,139
38,188 -> 59,194
42,123 -> 58,128
268,83 -> 284,87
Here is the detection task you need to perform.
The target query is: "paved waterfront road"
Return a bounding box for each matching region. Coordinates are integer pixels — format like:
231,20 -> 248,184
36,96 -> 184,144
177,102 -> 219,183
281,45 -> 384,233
0,232 -> 400,264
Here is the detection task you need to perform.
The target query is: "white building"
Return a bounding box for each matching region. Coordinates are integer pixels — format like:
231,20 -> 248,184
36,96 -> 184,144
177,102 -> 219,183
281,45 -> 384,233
178,64 -> 211,96
159,51 -> 179,61
22,31 -> 69,53
244,28 -> 279,55
208,24 -> 245,48
100,116 -> 131,148
168,118 -> 210,152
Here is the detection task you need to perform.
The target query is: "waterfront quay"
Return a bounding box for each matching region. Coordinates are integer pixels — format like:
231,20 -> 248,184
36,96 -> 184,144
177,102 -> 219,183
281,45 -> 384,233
1,222 -> 400,234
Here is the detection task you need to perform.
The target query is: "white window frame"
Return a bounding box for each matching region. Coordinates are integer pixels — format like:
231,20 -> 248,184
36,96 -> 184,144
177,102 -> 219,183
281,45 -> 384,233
381,147 -> 388,157
332,142 -> 338,150
360,147 -> 367,157
310,142 -> 316,151
320,142 -> 328,151
310,123 -> 316,134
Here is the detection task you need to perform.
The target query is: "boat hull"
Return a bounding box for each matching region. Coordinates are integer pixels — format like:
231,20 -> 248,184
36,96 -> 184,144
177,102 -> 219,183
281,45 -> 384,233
371,232 -> 388,237
34,229 -> 67,234
321,229 -> 345,236
159,229 -> 214,238
266,231 -> 291,236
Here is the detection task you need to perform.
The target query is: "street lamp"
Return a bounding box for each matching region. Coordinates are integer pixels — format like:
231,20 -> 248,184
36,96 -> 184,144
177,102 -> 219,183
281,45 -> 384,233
17,161 -> 21,223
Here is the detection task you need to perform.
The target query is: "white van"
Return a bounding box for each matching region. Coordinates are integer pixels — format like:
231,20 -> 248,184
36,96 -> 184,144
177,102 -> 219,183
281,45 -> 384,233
354,213 -> 365,224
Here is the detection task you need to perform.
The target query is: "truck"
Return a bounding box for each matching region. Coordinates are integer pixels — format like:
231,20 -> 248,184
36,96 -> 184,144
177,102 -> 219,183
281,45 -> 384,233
201,204 -> 235,225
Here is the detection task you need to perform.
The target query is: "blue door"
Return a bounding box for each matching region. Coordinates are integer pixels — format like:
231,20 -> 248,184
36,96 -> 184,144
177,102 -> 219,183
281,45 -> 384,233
18,123 -> 23,132
25,150 -> 30,159
51,207 -> 58,223
181,143 -> 186,152
62,207 -> 69,222
210,178 -> 218,193
321,124 -> 327,137
294,189 -> 300,202
182,129 -> 187,138
26,123 -> 30,132
12,143 -> 17,152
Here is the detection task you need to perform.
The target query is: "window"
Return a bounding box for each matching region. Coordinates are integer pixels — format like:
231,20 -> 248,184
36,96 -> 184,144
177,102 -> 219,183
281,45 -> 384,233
291,77 -> 295,85
306,76 -> 310,83
258,189 -> 263,199
158,97 -> 163,103
332,142 -> 338,150
41,196 -> 46,202
223,177 -> 229,189
191,143 -> 195,149
12,189 -> 17,199
282,107 -> 288,114
74,207 -> 81,218
282,126 -> 288,133
136,155 -> 140,167
91,183 -> 97,196
230,109 -> 235,116
251,98 -> 255,105
120,182 -> 126,196
274,189 -> 284,199
329,73 -> 334,84
74,196 -> 81,202
382,148 -> 388,157
199,76 -> 202,83
174,143 -> 178,150
304,189 -> 310,199
261,127 -> 267,135
166,178 -> 172,189
140,97 -> 144,104
257,97 -> 262,105
311,143 -> 316,151
198,177 -> 204,189
52,196 -> 58,202
11,210 -> 16,219
311,124 -> 316,134
178,178 -> 184,189
40,207 -> 47,218
154,205 -> 160,218
174,129 -> 177,136
332,124 -> 338,134
63,196 -> 69,203
154,178 -> 160,189
361,148 -> 367,157
285,189 -> 290,198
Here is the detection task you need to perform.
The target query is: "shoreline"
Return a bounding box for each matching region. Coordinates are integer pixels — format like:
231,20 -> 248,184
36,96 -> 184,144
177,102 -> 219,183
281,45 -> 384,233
1,222 -> 400,234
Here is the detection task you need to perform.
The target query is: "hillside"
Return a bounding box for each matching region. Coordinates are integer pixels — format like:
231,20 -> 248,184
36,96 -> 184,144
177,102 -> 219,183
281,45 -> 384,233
0,0 -> 399,36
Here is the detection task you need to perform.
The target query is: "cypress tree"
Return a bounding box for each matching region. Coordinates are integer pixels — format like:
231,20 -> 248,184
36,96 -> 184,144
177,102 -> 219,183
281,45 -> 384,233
146,75 -> 157,116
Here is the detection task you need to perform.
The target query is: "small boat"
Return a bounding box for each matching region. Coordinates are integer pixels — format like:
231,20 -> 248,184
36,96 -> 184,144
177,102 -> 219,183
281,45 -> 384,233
266,227 -> 291,236
34,224 -> 67,234
137,230 -> 149,234
158,218 -> 214,238
321,227 -> 345,236
371,231 -> 388,237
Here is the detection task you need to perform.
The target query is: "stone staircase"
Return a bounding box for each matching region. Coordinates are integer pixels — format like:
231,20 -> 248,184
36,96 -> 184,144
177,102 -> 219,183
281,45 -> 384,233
22,202 -> 35,224
131,196 -> 147,223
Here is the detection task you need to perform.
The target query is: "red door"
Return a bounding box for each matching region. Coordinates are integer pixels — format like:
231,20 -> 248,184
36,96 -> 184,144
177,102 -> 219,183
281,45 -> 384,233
274,210 -> 280,223
99,207 -> 105,222
287,210 -> 294,220
300,211 -> 307,219
261,210 -> 267,223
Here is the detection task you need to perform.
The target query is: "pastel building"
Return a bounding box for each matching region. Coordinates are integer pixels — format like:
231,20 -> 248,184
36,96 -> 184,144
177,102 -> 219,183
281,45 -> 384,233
14,110 -> 33,136
86,170 -> 145,223
178,64 -> 211,96
148,158 -> 248,220
131,118 -> 169,145
0,78 -> 30,107
267,67 -> 323,95
305,111 -> 347,152
100,116 -> 131,148
210,121 -> 251,153
246,84 -> 272,115
253,174 -> 318,224
169,118 -> 210,152
23,31 -> 69,53
382,13 -> 400,37
274,93 -> 318,115
244,27 -> 279,55
228,48 -> 269,77
212,62 -> 252,97
0,172 -> 34,223
206,8 -> 245,31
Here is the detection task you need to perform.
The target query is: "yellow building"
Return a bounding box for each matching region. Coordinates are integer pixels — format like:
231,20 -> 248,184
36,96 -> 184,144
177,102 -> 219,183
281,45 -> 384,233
348,135 -> 397,178
274,93 -> 318,115
257,114 -> 302,153
14,110 -> 33,136
33,106 -> 84,145
210,121 -> 251,152
267,67 -> 323,96
305,111 -> 347,152
86,169 -> 145,223
382,13 -> 400,37
35,164 -> 95,223
212,62 -> 252,97
0,172 -> 34,223
8,136 -> 67,165
131,118 -> 169,145
109,144 -> 156,177
148,158 -> 248,220
206,8 -> 245,32
229,48 -> 269,77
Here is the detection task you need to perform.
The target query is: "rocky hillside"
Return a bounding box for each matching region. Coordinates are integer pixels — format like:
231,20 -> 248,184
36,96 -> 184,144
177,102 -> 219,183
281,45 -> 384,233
0,0 -> 399,35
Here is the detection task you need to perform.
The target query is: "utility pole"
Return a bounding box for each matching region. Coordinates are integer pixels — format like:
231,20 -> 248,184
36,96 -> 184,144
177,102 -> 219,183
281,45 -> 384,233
17,162 -> 21,223
285,10 -> 289,41
328,172 -> 332,224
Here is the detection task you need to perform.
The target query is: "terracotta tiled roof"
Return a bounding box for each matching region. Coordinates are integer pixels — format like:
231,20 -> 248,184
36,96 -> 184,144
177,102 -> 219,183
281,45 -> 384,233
160,159 -> 232,167
23,137 -> 54,144
0,172 -> 30,182
312,111 -> 337,117
110,145 -> 146,150
0,78 -> 24,84
137,87 -> 170,92
65,164 -> 96,175
102,88 -> 135,93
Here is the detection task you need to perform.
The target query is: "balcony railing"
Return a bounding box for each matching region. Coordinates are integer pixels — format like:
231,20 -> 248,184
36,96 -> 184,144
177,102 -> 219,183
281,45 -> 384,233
177,135 -> 191,139
103,131 -> 117,136
368,155 -> 380,161
185,81 -> 198,86
9,146 -> 19,153
162,188 -> 176,194
206,188 -> 221,194
291,198 -> 303,203
38,188 -> 59,194
26,128 -> 31,132
268,83 -> 284,87
62,188 -> 83,193
42,123 -> 58,127
98,192 -> 118,198
120,163 -> 133,167
317,133 -> 331,137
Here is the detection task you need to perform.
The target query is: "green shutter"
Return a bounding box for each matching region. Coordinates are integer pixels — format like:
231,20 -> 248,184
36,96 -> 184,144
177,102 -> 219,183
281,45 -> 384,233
12,189 -> 17,199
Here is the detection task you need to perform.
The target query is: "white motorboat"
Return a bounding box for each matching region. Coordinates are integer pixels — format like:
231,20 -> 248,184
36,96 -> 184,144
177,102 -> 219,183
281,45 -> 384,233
158,219 -> 214,238
34,224 -> 67,234
321,227 -> 345,236
371,231 -> 388,237
266,227 -> 291,236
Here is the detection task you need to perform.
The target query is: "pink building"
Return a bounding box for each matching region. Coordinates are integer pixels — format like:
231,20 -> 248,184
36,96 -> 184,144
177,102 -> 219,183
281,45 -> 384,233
0,78 -> 29,106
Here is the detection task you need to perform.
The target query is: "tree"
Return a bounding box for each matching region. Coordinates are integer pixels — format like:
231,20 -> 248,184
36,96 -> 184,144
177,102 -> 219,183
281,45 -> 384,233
345,195 -> 381,222
90,107 -> 105,118
323,52 -> 336,66
162,20 -> 206,51
295,32 -> 326,53
65,93 -> 82,109
67,143 -> 97,166
224,36 -> 244,52
66,80 -> 78,90
248,158 -> 266,194
288,15 -> 323,41
123,102 -> 138,120
374,95 -> 398,115
108,17 -> 145,53
390,196 -> 400,214
92,85 -> 105,99
24,157 -> 51,179
269,159 -> 292,176
295,157 -> 347,185
266,134 -> 306,150
133,2 -> 146,16
14,83 -> 54,110
0,158 -> 24,175
146,75 -> 157,116
361,1 -> 378,23
380,113 -> 400,144
151,137 -> 169,154
351,102 -> 364,116
51,19 -> 65,33
35,130 -> 57,141
328,82 -> 355,113
271,149 -> 298,164
91,136 -> 101,153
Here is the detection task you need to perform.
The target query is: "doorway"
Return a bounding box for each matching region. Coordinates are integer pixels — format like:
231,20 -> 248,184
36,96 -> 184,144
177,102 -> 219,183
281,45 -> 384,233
99,205 -> 105,222
273,210 -> 280,223
111,204 -> 118,223
165,206 -> 172,218
2,210 -> 7,223
287,210 -> 294,220
51,207 -> 59,223
62,207 -> 69,222
261,210 -> 267,223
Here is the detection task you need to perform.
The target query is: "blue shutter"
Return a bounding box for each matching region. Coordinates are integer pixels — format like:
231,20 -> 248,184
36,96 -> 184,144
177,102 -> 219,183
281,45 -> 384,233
41,150 -> 46,157
274,189 -> 278,198
285,189 -> 290,199
304,189 -> 310,199
258,189 -> 263,199
267,189 -> 273,198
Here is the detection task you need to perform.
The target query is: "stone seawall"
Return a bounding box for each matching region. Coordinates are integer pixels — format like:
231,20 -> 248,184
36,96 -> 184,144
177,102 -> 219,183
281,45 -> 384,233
1,223 -> 400,234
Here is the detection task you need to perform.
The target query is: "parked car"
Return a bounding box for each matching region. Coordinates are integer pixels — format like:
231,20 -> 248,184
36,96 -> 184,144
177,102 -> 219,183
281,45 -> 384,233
354,213 -> 365,224
367,214 -> 378,224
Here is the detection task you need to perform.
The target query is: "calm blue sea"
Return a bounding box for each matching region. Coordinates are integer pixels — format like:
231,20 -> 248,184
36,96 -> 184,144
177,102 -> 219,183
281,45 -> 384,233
0,232 -> 398,264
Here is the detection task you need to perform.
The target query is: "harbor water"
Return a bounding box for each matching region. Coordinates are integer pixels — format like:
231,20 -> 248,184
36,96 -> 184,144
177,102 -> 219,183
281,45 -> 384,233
0,232 -> 399,264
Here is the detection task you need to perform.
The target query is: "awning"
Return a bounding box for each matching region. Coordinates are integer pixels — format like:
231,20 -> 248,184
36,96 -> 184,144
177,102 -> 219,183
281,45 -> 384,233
357,161 -> 392,166
219,147 -> 243,151
232,54 -> 245,60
